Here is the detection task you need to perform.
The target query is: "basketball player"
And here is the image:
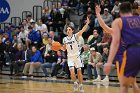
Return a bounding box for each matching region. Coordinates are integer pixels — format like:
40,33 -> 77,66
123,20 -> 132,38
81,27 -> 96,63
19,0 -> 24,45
96,2 -> 140,93
61,17 -> 90,92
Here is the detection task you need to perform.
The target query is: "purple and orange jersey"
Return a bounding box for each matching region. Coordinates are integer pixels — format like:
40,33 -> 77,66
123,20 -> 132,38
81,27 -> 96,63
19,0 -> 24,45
115,16 -> 140,79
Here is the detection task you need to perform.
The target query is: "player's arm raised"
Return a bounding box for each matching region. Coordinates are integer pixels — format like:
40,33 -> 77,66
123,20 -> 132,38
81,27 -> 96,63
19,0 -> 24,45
77,17 -> 90,37
104,18 -> 121,75
95,5 -> 113,35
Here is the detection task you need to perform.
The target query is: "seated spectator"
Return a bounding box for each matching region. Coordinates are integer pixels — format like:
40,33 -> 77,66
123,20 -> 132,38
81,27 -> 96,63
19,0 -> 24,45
87,47 -> 102,80
41,49 -> 57,77
100,1 -> 106,14
22,19 -> 29,31
10,43 -> 26,76
49,31 -> 60,42
97,32 -> 112,53
81,44 -> 90,74
0,38 -> 6,71
36,19 -> 48,35
102,8 -> 113,26
23,46 -> 43,77
51,50 -> 66,78
94,47 -> 115,82
88,30 -> 102,51
26,26 -> 41,49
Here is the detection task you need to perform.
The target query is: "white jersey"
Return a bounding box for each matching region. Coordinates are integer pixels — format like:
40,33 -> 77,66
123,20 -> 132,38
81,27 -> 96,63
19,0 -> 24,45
63,34 -> 81,57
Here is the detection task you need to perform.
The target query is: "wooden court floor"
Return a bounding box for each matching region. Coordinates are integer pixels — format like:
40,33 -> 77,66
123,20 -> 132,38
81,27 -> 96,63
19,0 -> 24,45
0,75 -> 133,93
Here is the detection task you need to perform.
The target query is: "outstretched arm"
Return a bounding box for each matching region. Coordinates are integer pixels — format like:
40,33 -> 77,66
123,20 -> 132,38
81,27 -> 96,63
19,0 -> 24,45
95,5 -> 113,35
77,17 -> 90,37
104,18 -> 121,75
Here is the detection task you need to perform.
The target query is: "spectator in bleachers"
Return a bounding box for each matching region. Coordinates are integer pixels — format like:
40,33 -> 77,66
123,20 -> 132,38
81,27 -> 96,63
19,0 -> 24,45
26,15 -> 34,23
100,1 -> 106,14
26,26 -> 41,49
49,31 -> 60,42
81,11 -> 95,39
12,35 -> 19,47
88,30 -> 102,50
30,22 -> 38,31
44,37 -> 52,57
23,46 -> 43,77
41,6 -> 53,32
104,0 -> 112,11
94,47 -> 115,82
41,49 -> 57,77
87,47 -> 102,80
111,0 -> 121,18
97,32 -> 112,53
68,0 -> 78,9
0,38 -> 6,71
81,44 -> 90,74
10,43 -> 25,76
17,25 -> 28,44
61,0 -> 69,9
51,50 -> 66,78
4,40 -> 16,75
36,19 -> 48,35
102,8 -> 113,26
132,1 -> 140,15
22,19 -> 29,31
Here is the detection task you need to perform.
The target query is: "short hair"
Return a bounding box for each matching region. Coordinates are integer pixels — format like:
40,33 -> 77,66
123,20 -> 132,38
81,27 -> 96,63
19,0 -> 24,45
28,26 -> 33,30
119,2 -> 132,14
27,15 -> 32,18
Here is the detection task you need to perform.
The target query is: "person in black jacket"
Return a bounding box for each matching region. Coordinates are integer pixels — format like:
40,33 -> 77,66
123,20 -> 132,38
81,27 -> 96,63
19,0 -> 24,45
0,38 -> 6,71
10,43 -> 26,75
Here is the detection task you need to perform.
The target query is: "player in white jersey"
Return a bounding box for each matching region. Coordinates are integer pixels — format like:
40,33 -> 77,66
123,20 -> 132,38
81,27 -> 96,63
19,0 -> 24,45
62,17 -> 90,92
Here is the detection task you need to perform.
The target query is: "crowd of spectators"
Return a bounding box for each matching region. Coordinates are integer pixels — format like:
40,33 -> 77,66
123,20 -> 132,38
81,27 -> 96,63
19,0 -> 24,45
0,0 -> 140,81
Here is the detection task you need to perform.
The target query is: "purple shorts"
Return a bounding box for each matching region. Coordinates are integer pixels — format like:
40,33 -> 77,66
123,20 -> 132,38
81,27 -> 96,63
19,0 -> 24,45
116,47 -> 140,78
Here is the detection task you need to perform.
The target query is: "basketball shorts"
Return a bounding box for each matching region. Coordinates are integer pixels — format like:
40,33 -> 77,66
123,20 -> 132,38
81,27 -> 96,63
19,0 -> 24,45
116,47 -> 140,78
67,55 -> 83,68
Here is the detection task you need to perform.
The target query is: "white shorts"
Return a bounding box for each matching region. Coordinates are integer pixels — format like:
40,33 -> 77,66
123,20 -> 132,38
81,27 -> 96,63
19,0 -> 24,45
67,55 -> 83,68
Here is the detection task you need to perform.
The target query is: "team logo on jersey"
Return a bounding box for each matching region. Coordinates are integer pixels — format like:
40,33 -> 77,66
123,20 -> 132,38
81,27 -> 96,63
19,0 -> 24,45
0,0 -> 10,23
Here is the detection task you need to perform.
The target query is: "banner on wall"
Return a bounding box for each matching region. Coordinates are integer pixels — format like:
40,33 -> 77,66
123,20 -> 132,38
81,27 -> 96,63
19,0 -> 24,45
0,0 -> 10,23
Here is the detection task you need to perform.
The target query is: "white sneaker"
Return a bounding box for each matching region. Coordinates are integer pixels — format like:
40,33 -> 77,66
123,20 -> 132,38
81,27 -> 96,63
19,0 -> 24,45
93,77 -> 101,82
79,84 -> 84,93
74,82 -> 78,92
22,76 -> 27,78
101,77 -> 109,82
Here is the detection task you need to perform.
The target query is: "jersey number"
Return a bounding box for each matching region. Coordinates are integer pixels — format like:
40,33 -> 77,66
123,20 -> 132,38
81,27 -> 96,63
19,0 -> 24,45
70,45 -> 73,50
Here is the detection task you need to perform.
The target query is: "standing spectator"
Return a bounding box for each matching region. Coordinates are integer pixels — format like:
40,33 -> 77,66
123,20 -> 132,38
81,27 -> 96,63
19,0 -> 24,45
26,26 -> 41,49
102,8 -> 113,26
26,15 -> 34,23
0,38 -> 6,71
17,25 -> 28,44
23,46 -> 43,77
111,0 -> 121,18
49,31 -> 60,42
81,11 -> 95,39
36,19 -> 48,35
87,47 -> 102,80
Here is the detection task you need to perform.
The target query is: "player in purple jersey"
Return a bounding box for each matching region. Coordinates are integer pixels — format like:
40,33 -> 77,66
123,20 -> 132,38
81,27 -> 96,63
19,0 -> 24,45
103,2 -> 140,93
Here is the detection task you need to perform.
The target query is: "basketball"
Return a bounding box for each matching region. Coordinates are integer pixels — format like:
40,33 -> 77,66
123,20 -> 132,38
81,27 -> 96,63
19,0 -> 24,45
51,41 -> 61,51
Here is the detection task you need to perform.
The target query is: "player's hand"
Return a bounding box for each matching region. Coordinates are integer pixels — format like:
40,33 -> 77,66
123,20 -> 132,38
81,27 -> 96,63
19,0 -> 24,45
95,5 -> 101,14
104,62 -> 112,75
86,17 -> 90,24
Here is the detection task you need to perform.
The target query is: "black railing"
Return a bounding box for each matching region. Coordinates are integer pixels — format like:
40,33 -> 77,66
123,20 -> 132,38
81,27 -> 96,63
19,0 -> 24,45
33,6 -> 42,22
0,22 -> 10,30
11,17 -> 21,26
22,11 -> 32,21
